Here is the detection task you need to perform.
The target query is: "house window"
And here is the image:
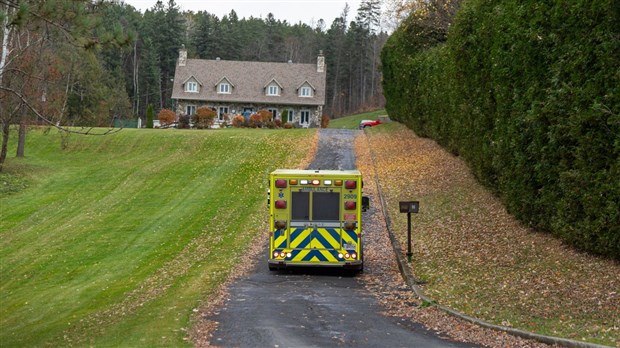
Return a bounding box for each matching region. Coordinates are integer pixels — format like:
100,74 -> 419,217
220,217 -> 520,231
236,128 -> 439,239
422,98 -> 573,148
300,87 -> 312,97
300,110 -> 310,125
218,82 -> 230,94
267,85 -> 279,96
186,81 -> 198,93
186,105 -> 196,116
218,106 -> 229,121
268,108 -> 278,120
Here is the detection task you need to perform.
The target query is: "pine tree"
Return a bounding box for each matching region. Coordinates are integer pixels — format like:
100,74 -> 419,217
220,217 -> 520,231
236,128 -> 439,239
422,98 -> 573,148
146,104 -> 154,128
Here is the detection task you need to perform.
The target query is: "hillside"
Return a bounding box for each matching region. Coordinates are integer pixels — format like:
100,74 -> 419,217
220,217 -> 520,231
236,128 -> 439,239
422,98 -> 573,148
360,122 -> 619,346
0,127 -> 315,346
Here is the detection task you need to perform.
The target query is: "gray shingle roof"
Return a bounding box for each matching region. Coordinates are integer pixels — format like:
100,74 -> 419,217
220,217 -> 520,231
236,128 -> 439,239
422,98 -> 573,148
171,58 -> 326,106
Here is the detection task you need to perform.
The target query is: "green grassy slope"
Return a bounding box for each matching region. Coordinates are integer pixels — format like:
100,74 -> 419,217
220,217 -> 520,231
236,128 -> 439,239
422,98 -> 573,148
328,110 -> 386,129
0,127 -> 314,347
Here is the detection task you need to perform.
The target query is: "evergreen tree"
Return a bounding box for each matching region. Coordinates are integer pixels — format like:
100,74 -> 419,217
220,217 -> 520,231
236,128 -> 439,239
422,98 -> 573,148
146,104 -> 154,128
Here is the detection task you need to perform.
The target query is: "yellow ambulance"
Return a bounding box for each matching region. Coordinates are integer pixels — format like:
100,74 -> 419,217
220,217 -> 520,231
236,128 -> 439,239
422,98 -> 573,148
268,169 -> 367,272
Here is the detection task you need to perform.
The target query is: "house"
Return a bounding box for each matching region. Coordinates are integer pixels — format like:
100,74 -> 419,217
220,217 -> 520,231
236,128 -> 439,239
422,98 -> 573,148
171,47 -> 327,128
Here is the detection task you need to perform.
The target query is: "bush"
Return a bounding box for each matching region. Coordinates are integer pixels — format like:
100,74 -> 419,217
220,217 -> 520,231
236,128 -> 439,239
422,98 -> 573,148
274,119 -> 282,128
249,113 -> 263,128
283,122 -> 294,129
257,109 -> 272,123
382,0 -> 620,258
194,106 -> 216,129
321,114 -> 330,128
178,114 -> 191,129
158,109 -> 176,126
146,104 -> 154,128
220,114 -> 230,128
232,115 -> 245,128
281,109 -> 289,123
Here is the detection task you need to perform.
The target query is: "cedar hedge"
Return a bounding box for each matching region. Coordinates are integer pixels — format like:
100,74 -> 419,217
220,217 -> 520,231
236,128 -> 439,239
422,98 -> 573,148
381,0 -> 619,258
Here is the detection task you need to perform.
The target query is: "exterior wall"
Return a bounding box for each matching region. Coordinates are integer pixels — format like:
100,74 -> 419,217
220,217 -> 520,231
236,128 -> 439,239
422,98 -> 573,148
175,99 -> 321,127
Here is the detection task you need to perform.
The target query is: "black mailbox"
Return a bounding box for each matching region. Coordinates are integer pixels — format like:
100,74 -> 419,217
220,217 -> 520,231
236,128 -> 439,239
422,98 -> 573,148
399,201 -> 419,214
362,196 -> 370,212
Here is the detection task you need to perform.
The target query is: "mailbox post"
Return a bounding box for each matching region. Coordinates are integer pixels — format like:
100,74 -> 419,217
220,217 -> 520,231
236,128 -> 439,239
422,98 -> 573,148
399,201 -> 419,262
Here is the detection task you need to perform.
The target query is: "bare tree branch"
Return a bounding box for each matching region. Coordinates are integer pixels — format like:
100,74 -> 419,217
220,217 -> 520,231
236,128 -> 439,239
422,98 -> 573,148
0,85 -> 123,135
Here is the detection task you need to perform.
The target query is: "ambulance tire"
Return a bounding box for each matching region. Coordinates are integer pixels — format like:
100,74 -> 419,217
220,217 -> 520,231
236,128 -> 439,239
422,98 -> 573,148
268,264 -> 278,271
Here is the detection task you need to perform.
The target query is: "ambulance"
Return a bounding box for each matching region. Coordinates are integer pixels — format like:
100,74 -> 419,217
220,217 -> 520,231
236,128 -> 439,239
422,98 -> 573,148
268,169 -> 368,272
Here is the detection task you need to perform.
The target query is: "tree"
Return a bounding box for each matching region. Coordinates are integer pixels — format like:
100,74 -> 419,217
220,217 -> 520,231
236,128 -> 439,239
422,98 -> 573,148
146,104 -> 154,128
325,6 -> 349,116
142,0 -> 184,109
0,0 -> 131,171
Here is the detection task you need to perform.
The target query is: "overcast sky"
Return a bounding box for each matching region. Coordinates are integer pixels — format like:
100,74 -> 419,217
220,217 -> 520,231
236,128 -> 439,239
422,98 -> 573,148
123,0 -> 364,27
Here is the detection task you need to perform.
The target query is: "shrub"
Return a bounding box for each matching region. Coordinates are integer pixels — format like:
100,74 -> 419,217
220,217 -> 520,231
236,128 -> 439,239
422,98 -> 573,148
194,106 -> 216,129
281,109 -> 289,123
321,114 -> 330,128
232,115 -> 245,128
283,122 -> 294,129
249,113 -> 263,128
382,0 -> 620,258
257,109 -> 272,124
178,114 -> 191,129
146,104 -> 154,128
274,119 -> 282,128
219,114 -> 230,128
158,109 -> 176,126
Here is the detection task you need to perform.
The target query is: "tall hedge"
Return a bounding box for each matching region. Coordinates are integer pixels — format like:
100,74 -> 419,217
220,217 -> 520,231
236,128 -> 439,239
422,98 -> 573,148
382,0 -> 620,258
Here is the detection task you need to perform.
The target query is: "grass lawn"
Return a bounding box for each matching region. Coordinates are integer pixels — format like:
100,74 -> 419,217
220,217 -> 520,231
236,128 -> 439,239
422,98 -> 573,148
328,109 -> 386,129
0,127 -> 315,347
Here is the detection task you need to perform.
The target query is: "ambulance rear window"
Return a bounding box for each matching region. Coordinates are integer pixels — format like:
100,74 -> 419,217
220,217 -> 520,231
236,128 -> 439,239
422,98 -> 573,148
312,192 -> 340,221
292,191 -> 310,220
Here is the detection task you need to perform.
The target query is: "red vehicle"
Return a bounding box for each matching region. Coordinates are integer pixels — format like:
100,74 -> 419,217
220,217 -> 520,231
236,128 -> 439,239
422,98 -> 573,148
359,115 -> 390,129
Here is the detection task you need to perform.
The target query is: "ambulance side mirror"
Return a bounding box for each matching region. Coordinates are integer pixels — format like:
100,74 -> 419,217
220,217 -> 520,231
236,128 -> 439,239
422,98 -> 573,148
362,196 -> 370,212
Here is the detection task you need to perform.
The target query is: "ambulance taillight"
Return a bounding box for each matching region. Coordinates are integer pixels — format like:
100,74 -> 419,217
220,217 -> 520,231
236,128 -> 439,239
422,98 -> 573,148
275,179 -> 287,188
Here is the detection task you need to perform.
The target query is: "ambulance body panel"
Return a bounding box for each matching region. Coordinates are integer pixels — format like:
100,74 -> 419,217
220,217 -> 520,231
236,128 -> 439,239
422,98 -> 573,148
268,169 -> 364,271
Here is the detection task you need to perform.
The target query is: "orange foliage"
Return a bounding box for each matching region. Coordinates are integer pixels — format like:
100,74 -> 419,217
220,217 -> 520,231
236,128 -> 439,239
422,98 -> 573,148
158,109 -> 176,125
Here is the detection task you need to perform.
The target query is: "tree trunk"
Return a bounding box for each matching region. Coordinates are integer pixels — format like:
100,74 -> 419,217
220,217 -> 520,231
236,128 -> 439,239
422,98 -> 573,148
16,111 -> 26,157
0,120 -> 9,171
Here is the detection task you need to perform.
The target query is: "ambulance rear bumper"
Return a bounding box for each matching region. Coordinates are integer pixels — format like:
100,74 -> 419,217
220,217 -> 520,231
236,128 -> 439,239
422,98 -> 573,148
268,259 -> 363,270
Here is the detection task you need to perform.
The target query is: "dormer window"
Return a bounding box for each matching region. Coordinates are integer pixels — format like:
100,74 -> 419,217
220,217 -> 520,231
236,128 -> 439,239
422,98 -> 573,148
267,85 -> 280,96
297,81 -> 315,98
265,79 -> 283,96
219,82 -> 231,94
215,77 -> 234,94
300,86 -> 312,97
186,81 -> 198,93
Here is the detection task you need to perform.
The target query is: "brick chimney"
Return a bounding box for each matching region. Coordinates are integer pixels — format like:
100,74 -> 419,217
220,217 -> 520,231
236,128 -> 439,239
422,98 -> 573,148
317,50 -> 325,73
178,45 -> 187,67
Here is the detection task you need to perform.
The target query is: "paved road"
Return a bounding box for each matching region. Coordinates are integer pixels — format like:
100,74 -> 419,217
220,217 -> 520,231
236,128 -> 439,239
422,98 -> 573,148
208,129 -> 476,347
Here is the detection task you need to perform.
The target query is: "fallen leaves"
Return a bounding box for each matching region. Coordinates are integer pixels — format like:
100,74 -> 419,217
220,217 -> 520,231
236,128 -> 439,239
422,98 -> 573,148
358,123 -> 620,347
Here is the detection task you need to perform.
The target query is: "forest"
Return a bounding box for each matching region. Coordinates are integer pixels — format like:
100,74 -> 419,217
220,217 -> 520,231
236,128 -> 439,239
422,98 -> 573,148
1,0 -> 388,168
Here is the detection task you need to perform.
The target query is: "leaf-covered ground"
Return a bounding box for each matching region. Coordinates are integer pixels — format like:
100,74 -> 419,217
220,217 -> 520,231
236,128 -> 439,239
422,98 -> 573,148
358,123 -> 619,347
